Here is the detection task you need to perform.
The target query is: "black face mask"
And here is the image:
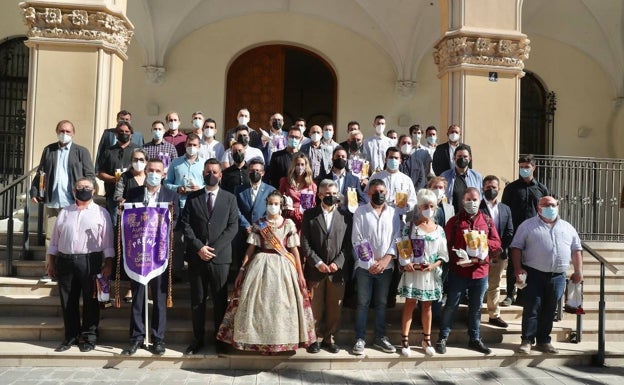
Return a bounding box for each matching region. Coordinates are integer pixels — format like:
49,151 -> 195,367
322,195 -> 340,206
484,189 -> 498,201
117,133 -> 131,144
249,171 -> 262,183
333,158 -> 347,170
232,151 -> 245,164
349,141 -> 362,152
371,192 -> 386,206
237,135 -> 249,147
272,120 -> 283,130
456,157 -> 469,168
75,188 -> 93,202
204,173 -> 219,187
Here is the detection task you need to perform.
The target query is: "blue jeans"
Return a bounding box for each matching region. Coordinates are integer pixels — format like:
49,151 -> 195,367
521,266 -> 566,344
355,267 -> 393,340
439,270 -> 488,342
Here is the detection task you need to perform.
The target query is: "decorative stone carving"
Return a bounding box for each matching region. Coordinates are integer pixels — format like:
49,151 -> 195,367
20,5 -> 133,58
143,66 -> 166,86
395,80 -> 417,99
433,33 -> 530,74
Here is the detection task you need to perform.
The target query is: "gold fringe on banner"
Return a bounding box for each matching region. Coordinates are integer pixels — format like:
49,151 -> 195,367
167,201 -> 174,308
114,204 -> 123,308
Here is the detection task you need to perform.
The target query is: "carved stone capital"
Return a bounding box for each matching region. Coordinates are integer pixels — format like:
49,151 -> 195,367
395,80 -> 417,100
143,65 -> 166,86
433,32 -> 530,75
20,4 -> 133,59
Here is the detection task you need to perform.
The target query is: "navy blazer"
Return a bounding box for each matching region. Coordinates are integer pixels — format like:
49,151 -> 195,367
125,185 -> 180,228
235,182 -> 276,230
31,142 -> 95,204
479,200 -> 514,258
180,188 -> 239,264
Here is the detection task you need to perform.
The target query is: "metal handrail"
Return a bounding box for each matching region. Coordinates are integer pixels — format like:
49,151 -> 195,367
0,167 -> 39,276
581,241 -> 620,367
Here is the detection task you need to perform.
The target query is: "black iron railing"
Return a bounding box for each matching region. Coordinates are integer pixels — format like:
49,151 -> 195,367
0,167 -> 39,276
530,155 -> 624,241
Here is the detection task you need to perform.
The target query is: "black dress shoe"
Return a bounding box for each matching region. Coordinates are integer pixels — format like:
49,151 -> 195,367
54,337 -> 78,352
488,317 -> 509,328
78,342 -> 95,352
320,340 -> 340,354
306,341 -> 320,354
121,341 -> 146,356
185,342 -> 204,355
151,340 -> 166,356
468,339 -> 491,355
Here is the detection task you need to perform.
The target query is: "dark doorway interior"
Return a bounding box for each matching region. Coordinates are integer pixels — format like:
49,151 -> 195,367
520,71 -> 555,155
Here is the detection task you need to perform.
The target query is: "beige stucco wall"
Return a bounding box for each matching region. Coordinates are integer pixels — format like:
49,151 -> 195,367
525,34 -> 620,158
0,4 -> 24,41
120,12 -> 441,143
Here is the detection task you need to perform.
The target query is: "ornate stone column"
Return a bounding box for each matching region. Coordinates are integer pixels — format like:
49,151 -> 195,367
433,0 -> 529,182
20,0 -> 133,170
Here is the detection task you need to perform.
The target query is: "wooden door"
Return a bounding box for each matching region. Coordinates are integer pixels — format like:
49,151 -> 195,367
224,46 -> 285,139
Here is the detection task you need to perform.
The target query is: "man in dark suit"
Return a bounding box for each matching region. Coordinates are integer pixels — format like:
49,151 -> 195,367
95,110 -> 144,170
317,146 -> 368,209
432,124 -> 472,175
479,175 -> 514,329
266,126 -> 303,188
120,159 -> 179,356
31,120 -> 95,281
181,158 -> 239,355
301,179 -> 351,354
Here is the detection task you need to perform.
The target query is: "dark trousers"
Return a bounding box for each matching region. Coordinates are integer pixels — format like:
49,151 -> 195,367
188,258 -> 230,343
129,274 -> 168,343
55,252 -> 103,343
506,260 -> 516,299
521,265 -> 566,344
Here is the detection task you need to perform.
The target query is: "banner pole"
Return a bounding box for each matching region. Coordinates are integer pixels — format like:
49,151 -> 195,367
144,282 -> 150,346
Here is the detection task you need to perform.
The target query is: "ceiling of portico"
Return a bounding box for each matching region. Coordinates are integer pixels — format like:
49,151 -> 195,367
126,0 -> 624,96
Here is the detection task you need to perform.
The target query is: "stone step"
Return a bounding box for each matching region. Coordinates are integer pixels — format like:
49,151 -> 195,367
0,340 -> 622,370
0,245 -> 47,261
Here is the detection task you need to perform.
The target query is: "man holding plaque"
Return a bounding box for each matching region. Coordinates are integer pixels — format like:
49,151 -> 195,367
366,147 -> 417,216
181,158 -> 239,355
120,158 -> 179,356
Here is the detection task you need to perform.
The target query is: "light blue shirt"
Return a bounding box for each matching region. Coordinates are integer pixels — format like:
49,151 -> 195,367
49,143 -> 73,209
510,215 -> 582,273
440,168 -> 483,207
164,155 -> 205,207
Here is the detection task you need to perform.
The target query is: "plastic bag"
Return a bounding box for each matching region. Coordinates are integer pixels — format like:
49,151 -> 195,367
564,279 -> 585,314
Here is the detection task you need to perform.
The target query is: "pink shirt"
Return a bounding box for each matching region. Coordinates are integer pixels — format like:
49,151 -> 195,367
47,202 -> 115,258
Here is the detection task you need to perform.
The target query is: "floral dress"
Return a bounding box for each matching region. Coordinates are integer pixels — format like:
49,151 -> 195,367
216,218 -> 316,352
397,224 -> 449,301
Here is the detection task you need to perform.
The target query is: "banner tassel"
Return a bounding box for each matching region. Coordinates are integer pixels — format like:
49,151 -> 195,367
167,201 -> 174,308
114,204 -> 123,308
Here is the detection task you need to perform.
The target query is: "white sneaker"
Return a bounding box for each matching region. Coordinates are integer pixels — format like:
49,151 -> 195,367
352,339 -> 365,356
422,341 -> 436,357
39,275 -> 52,283
518,340 -> 532,354
401,346 -> 411,357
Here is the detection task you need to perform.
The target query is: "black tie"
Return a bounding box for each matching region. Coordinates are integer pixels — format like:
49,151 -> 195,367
207,192 -> 213,215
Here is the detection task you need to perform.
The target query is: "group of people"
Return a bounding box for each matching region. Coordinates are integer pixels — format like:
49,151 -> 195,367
31,109 -> 583,358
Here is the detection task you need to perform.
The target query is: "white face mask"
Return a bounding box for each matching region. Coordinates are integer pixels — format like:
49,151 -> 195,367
266,203 -> 281,215
238,116 -> 250,126
421,208 -> 436,219
433,188 -> 445,201
204,128 -> 215,138
295,165 -> 306,176
168,121 -> 180,131
310,133 -> 322,143
389,138 -> 398,147
400,144 -> 412,155
132,160 -> 146,172
375,124 -> 385,135
186,146 -> 199,156
57,133 -> 72,145
449,132 -> 460,142
192,118 -> 204,129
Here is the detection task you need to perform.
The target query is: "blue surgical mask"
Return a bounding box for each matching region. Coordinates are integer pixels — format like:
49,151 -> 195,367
519,167 -> 532,178
287,138 -> 300,148
323,131 -> 333,140
152,130 -> 164,141
426,135 -> 437,145
541,206 -> 558,221
146,172 -> 162,187
387,158 -> 400,171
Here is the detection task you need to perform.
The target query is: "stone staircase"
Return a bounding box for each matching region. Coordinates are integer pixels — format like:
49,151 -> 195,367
0,226 -> 623,369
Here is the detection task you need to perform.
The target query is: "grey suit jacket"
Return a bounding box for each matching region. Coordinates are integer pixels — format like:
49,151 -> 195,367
301,205 -> 351,283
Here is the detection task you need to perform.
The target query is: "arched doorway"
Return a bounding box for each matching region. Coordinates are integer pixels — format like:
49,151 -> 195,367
0,36 -> 28,183
520,71 -> 556,155
225,45 -> 336,137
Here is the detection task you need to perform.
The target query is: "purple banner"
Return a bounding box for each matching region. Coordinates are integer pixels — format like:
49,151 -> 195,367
121,204 -> 171,285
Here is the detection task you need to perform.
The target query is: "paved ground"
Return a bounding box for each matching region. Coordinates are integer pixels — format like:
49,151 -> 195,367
1,366 -> 623,385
